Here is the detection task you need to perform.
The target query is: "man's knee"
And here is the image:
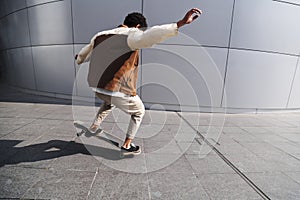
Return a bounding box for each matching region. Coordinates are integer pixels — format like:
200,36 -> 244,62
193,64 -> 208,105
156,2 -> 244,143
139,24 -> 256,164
140,105 -> 145,118
132,104 -> 145,119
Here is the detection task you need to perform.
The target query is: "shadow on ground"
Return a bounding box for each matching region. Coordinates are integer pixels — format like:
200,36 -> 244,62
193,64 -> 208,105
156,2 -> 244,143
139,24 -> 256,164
0,139 -> 125,168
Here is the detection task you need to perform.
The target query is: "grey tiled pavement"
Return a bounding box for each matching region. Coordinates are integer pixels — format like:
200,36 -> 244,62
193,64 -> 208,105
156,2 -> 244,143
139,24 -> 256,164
1,85 -> 300,199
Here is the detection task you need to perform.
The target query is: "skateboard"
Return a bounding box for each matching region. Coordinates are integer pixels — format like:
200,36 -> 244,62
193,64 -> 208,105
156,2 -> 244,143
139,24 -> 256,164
74,121 -> 120,147
73,121 -> 136,158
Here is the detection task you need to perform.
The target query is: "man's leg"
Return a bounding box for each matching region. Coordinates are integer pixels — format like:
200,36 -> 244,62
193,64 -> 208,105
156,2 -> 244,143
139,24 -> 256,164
110,95 -> 145,148
90,93 -> 116,131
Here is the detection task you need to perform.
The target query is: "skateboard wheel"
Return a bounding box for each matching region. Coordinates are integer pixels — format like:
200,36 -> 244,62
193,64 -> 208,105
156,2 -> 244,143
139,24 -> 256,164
76,130 -> 85,137
119,153 -> 125,158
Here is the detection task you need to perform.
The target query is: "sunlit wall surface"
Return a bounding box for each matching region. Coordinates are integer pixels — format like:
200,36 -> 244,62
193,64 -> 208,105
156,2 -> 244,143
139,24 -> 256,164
0,0 -> 299,112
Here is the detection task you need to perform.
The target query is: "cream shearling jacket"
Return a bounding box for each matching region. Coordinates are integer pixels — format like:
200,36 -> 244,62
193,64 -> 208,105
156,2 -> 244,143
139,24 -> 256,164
76,23 -> 178,96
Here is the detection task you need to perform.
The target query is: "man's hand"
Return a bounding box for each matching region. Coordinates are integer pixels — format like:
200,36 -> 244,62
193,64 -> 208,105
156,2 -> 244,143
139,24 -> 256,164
177,8 -> 202,28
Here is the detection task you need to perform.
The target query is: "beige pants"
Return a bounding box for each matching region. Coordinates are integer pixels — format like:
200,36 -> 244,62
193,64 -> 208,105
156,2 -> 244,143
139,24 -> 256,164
93,93 -> 145,139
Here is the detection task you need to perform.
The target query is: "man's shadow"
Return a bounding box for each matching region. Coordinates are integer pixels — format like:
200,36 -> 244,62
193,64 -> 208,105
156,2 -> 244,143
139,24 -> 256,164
0,139 -> 126,168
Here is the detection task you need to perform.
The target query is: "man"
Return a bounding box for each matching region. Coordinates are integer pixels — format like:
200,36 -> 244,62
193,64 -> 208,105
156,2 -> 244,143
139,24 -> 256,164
75,8 -> 202,155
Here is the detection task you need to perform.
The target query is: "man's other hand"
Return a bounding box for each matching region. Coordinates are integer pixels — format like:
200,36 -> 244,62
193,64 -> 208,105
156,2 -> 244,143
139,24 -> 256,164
177,8 -> 202,28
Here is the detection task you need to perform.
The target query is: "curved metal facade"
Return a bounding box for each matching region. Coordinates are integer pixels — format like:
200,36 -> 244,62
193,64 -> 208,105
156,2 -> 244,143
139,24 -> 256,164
0,0 -> 299,112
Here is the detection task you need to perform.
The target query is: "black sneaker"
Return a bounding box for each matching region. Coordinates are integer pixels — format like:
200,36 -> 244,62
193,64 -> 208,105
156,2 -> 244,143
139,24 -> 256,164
121,143 -> 141,156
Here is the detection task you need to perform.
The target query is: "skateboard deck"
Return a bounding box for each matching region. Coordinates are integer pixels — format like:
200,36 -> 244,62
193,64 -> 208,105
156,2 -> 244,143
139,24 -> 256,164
74,121 -> 120,148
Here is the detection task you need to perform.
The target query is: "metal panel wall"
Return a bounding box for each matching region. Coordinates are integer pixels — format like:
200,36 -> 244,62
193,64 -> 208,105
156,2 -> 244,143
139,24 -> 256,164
275,0 -> 300,5
231,0 -> 300,55
0,3 -> 7,18
26,0 -> 63,7
6,10 -> 31,48
141,45 -> 227,108
28,0 -> 73,45
72,0 -> 142,43
4,50 -> 16,86
1,0 -> 27,16
224,49 -> 297,109
32,45 -> 75,94
7,47 -> 36,89
74,45 -> 93,97
0,51 -> 10,83
288,59 -> 300,108
0,18 -> 9,50
143,0 -> 234,47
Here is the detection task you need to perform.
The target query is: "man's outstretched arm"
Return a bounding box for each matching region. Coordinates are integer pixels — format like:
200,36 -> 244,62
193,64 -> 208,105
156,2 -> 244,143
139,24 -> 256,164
128,8 -> 202,50
75,8 -> 202,64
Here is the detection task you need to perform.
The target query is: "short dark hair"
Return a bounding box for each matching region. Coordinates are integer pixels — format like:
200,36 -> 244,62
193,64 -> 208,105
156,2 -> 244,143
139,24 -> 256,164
123,12 -> 148,28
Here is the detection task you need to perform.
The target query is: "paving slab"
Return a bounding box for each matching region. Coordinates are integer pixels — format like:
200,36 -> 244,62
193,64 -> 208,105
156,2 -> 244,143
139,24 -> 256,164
284,172 -> 300,185
225,153 -> 286,173
41,107 -> 74,120
0,166 -> 53,199
140,125 -> 179,142
7,120 -> 60,137
245,172 -> 300,200
89,171 -> 150,200
178,140 -> 216,156
22,169 -> 95,200
264,126 -> 300,134
237,141 -> 289,155
279,133 -> 300,142
214,140 -> 254,155
241,126 -> 270,134
182,112 -> 235,126
197,173 -> 263,200
258,153 -> 300,172
145,153 -> 192,174
221,126 -> 249,134
50,151 -> 100,172
148,172 -> 210,200
185,154 -> 235,174
143,140 -> 182,154
250,133 -> 292,142
291,153 -> 300,160
0,117 -> 36,136
0,103 -> 53,119
226,132 -> 261,143
268,141 -> 300,155
143,110 -> 181,125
